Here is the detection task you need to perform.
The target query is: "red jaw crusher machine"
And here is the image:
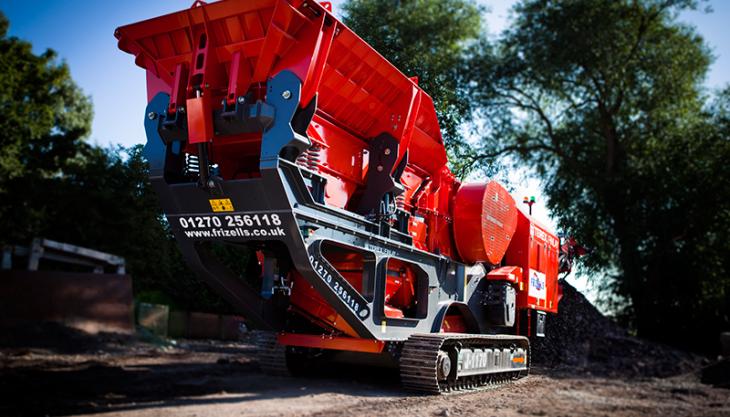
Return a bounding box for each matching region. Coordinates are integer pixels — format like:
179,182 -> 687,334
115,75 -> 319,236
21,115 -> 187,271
116,0 -> 567,393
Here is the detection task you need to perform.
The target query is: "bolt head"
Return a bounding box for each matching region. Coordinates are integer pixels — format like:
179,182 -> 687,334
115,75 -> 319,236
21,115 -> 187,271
237,96 -> 246,104
377,165 -> 384,172
384,148 -> 391,155
147,112 -> 157,120
178,107 -> 185,114
282,90 -> 292,100
207,180 -> 215,188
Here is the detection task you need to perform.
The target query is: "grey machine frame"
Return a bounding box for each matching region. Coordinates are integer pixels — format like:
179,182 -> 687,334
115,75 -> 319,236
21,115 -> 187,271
143,70 -> 497,343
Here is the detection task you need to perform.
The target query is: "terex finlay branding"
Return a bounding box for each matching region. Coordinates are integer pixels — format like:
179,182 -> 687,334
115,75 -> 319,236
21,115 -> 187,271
529,223 -> 559,248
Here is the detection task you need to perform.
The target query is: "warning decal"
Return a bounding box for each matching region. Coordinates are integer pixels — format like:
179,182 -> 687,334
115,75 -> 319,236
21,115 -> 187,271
209,198 -> 234,212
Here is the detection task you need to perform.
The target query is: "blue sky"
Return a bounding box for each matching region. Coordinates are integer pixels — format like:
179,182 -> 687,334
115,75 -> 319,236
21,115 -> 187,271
2,0 -> 727,149
2,0 -> 728,300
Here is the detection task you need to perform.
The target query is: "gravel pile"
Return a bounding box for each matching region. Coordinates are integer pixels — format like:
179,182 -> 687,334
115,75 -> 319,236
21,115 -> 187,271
531,280 -> 703,378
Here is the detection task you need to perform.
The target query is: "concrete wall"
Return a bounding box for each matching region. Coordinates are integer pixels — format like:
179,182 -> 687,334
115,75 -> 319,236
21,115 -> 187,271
167,310 -> 245,340
0,270 -> 134,333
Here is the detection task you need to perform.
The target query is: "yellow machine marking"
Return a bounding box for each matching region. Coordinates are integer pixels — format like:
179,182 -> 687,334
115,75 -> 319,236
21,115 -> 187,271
209,198 -> 234,212
381,320 -> 387,333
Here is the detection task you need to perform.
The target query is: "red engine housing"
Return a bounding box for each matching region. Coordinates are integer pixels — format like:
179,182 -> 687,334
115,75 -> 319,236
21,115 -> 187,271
453,181 -> 518,264
504,211 -> 561,314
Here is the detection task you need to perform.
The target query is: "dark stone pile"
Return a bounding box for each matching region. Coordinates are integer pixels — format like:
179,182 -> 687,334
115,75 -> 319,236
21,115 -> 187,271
531,280 -> 703,378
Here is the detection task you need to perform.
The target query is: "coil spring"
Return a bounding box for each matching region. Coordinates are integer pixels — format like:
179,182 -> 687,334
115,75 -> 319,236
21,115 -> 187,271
395,193 -> 406,211
296,143 -> 321,172
185,153 -> 200,175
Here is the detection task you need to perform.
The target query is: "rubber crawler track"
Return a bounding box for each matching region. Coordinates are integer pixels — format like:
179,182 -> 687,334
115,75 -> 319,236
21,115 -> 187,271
399,333 -> 530,394
253,331 -> 290,376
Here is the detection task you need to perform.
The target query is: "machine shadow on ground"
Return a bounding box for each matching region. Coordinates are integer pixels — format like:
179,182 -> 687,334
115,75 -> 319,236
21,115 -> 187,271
0,341 -> 406,416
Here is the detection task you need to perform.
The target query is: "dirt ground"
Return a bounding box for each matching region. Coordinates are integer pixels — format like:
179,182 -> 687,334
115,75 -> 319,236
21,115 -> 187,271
1,335 -> 728,417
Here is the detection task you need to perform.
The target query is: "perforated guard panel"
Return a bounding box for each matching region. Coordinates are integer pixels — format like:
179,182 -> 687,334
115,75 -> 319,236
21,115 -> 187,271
453,181 -> 518,264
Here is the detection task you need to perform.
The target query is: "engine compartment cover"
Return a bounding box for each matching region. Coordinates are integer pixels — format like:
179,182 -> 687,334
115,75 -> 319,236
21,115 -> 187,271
453,181 -> 518,264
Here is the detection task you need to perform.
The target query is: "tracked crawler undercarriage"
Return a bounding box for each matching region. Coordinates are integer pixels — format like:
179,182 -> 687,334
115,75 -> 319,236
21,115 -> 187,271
256,331 -> 530,393
116,0 -> 568,394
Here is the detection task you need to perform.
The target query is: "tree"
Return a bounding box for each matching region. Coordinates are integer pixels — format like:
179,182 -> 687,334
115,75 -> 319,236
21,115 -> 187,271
471,0 -> 729,351
0,12 -> 227,312
0,11 -> 92,200
342,0 -> 483,175
3,142 -> 229,311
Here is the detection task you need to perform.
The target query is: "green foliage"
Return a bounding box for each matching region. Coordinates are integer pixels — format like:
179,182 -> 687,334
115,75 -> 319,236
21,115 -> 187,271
471,0 -> 729,350
0,12 -> 227,313
2,142 -> 230,312
342,0 -> 483,175
0,12 -> 92,189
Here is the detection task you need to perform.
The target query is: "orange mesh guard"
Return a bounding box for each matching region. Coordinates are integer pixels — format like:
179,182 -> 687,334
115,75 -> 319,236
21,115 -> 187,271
453,181 -> 518,264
